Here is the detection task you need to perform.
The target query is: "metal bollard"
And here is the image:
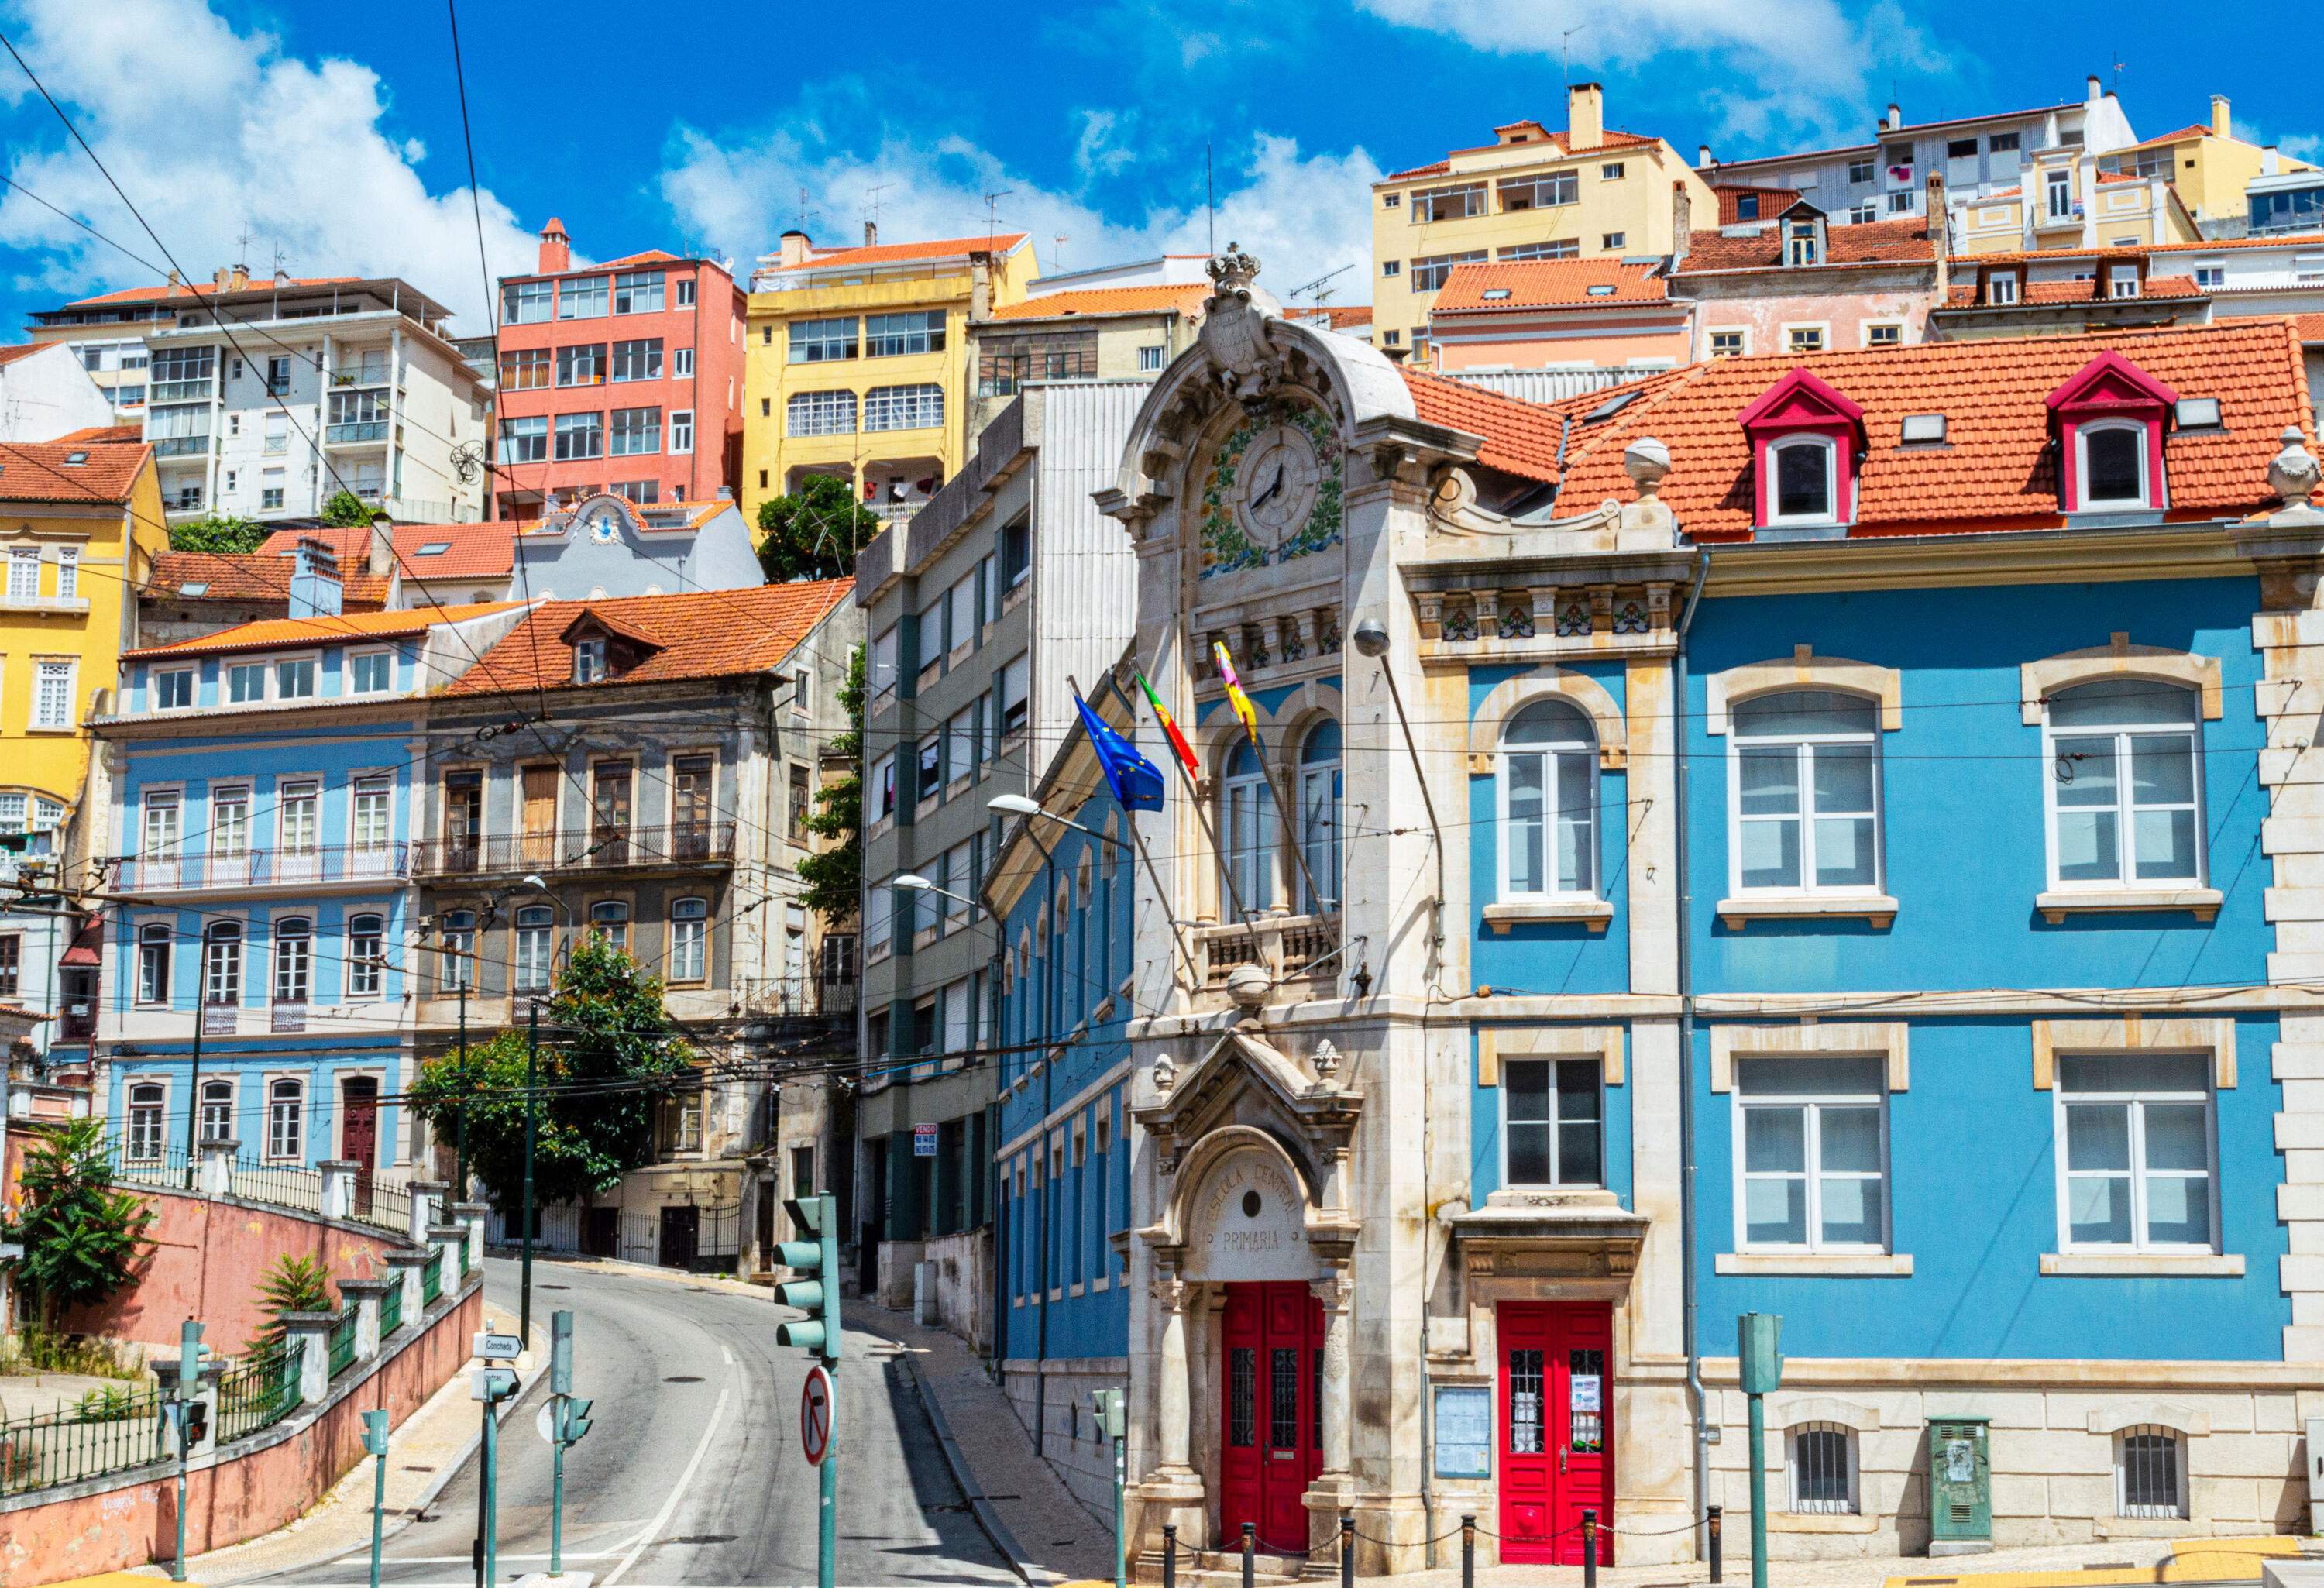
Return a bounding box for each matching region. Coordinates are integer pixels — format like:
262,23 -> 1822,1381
1163,1524 -> 1177,1588
1707,1505 -> 1724,1584
1460,1514 -> 1475,1588
1582,1510 -> 1598,1588
1242,1522 -> 1255,1588
1339,1513 -> 1354,1588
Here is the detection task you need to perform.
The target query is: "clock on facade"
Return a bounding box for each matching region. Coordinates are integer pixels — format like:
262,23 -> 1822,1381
1233,422 -> 1323,549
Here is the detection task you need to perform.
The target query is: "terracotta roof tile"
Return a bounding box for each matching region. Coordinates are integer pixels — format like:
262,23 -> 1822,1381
253,521 -> 515,579
1432,258 -> 1667,312
1382,128 -> 1660,186
126,601 -> 525,658
1961,232 -> 2324,266
987,284 -> 1210,321
146,551 -> 390,610
1941,276 -> 2207,308
64,275 -> 362,308
2116,123 -> 2215,151
445,581 -> 853,697
0,344 -> 46,368
50,423 -> 143,445
1401,367 -> 1592,484
1677,217 -> 1937,273
1545,321 -> 2313,542
1710,184 -> 1800,224
768,234 -> 1030,274
0,439 -> 150,504
1287,304 -> 1373,330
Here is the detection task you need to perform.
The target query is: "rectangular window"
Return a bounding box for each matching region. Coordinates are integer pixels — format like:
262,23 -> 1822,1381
947,573 -> 978,657
503,280 -> 553,324
676,277 -> 696,307
1786,325 -> 1826,353
348,914 -> 383,999
789,764 -> 812,840
670,898 -> 709,982
916,733 -> 944,803
2047,169 -> 2075,221
610,406 -> 662,455
558,276 -> 609,318
227,662 -> 266,705
1498,239 -> 1578,262
1947,138 -> 1978,160
2047,684 -> 2201,886
351,775 -> 392,857
275,655 -> 317,699
999,517 -> 1030,589
864,383 -> 944,432
1737,1056 -> 1888,1251
1989,131 -> 2020,153
1865,323 -> 1903,348
1792,1426 -> 1855,1514
975,328 -> 1096,395
1495,172 -> 1575,211
789,316 -> 859,363
999,655 -> 1030,739
513,905 -> 554,992
2119,1429 -> 2185,1518
1988,271 -> 2020,305
500,414 -> 548,463
786,390 -> 855,437
2058,1054 -> 2214,1251
556,343 -> 607,387
1600,162 -> 1625,180
612,269 -> 664,314
1732,690 -> 1881,892
32,659 -> 74,728
349,651 -> 394,693
1848,202 -> 1878,225
871,625 -> 898,696
1504,1058 -> 1602,1186
1139,344 -> 1165,373
1409,250 -> 1488,292
610,338 -> 663,381
2109,265 -> 2141,300
864,310 -> 945,357
554,412 -> 604,460
156,668 -> 194,710
1411,181 -> 1487,222
500,348 -> 550,389
1601,232 -> 1626,250
669,409 -> 693,453
55,548 -> 77,600
7,549 -> 38,600
1886,191 -> 1914,214
1709,330 -> 1746,357
1848,156 -> 1876,184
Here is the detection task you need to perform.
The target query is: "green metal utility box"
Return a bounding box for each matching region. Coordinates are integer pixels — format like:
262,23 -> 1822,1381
1927,1417 -> 1992,1555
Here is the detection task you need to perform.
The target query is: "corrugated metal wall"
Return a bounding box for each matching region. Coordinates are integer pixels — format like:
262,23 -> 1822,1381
1443,366 -> 1640,404
1027,380 -> 1147,782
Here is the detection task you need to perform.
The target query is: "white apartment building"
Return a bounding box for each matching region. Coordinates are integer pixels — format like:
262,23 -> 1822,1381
29,269 -> 488,524
0,342 -> 116,441
1700,75 -> 2138,225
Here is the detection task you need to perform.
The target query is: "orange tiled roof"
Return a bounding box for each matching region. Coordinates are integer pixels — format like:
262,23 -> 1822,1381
0,344 -> 47,368
2115,124 -> 2215,151
1941,276 -> 2207,308
253,521 -> 515,580
2095,169 -> 2148,186
1400,367 -> 1590,485
1961,233 -> 2324,266
64,275 -> 362,308
1678,217 -> 1937,273
1287,304 -> 1374,330
1432,258 -> 1668,312
595,249 -> 686,270
1544,321 -> 2312,542
146,552 -> 389,610
987,284 -> 1209,321
1383,127 -> 1659,184
125,601 -> 524,658
0,439 -> 150,504
445,582 -> 853,697
775,234 -> 1030,273
1710,184 -> 1800,225
50,423 -> 143,446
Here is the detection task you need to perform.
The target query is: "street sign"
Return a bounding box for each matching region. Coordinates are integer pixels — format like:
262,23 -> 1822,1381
470,1366 -> 518,1402
801,1364 -> 834,1466
913,1122 -> 938,1157
538,1402 -> 559,1444
475,1331 -> 523,1362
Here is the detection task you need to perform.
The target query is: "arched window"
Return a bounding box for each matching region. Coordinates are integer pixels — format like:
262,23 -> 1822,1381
202,919 -> 242,1007
198,1078 -> 234,1144
1769,436 -> 1838,524
272,916 -> 311,1005
1501,700 -> 1596,898
2117,1426 -> 2186,1518
1731,691 -> 1881,893
1298,720 -> 1342,913
590,899 -> 630,952
2045,679 -> 2200,886
670,896 -> 708,982
125,1081 -> 165,1161
1221,740 -> 1277,913
2077,418 -> 2150,510
346,913 -> 384,999
266,1077 -> 304,1161
137,920 -> 172,1005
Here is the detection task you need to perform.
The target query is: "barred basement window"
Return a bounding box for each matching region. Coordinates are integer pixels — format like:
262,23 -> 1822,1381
1790,1423 -> 1855,1514
2118,1427 -> 2185,1518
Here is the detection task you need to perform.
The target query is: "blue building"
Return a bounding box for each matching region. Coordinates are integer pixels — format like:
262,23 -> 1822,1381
980,260 -> 2324,1572
94,545 -> 533,1188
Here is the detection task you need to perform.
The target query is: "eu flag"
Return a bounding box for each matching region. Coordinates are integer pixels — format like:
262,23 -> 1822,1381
1074,691 -> 1165,813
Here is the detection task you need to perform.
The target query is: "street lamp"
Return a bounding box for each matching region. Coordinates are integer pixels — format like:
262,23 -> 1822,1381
514,875 -> 572,1342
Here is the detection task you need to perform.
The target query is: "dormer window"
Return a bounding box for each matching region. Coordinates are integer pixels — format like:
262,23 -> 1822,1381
1989,271 -> 2020,305
2078,421 -> 2148,507
574,638 -> 607,683
2108,264 -> 2141,299
1771,438 -> 1837,521
2046,350 -> 2177,516
1738,367 -> 1866,538
1785,219 -> 1820,266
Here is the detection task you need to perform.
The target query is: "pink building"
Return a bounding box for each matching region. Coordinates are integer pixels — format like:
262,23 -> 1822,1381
1427,258 -> 1692,371
1668,192 -> 1945,361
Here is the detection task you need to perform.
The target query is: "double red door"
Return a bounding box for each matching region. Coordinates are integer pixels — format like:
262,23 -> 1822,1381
1218,1283 -> 1322,1555
1498,1301 -> 1613,1565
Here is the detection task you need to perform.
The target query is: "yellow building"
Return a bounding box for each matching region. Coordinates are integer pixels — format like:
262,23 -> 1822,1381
1369,82 -> 1717,361
2096,95 -> 2315,228
742,229 -> 1034,525
1951,146 -> 2204,256
0,435 -> 165,863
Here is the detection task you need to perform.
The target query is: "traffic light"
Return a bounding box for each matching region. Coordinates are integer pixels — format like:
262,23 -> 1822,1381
774,1191 -> 841,1363
560,1396 -> 595,1445
183,1398 -> 208,1448
360,1408 -> 389,1457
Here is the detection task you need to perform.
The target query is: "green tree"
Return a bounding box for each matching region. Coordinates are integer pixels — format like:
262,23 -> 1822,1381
404,937 -> 696,1210
793,644 -> 862,922
320,489 -> 374,528
2,1119 -> 153,1326
168,513 -> 265,554
756,475 -> 879,583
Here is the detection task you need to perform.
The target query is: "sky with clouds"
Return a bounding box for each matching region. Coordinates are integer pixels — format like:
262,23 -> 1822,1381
0,0 -> 2317,336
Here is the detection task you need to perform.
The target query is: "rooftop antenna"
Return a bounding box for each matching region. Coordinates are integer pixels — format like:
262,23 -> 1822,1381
982,188 -> 1013,246
865,181 -> 889,232
2111,48 -> 2126,94
1562,23 -> 1587,93
1287,263 -> 1353,305
1052,233 -> 1068,273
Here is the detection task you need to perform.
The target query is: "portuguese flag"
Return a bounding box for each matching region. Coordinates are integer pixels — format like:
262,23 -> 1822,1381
1133,671 -> 1202,779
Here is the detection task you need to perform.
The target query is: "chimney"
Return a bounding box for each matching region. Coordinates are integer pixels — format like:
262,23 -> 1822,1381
863,219 -> 878,247
716,484 -> 734,500
1697,143 -> 1714,169
1884,103 -> 1903,132
166,269 -> 180,287
1925,168 -> 1949,294
288,538 -> 343,620
1566,81 -> 1604,150
538,216 -> 572,275
778,229 -> 812,268
2263,145 -> 2281,177
2211,95 -> 2231,139
367,517 -> 394,579
212,266 -> 232,289
2087,74 -> 2103,102
1670,181 -> 1692,268
229,263 -> 250,290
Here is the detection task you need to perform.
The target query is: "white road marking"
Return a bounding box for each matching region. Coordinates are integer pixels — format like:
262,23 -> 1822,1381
599,1349 -> 736,1588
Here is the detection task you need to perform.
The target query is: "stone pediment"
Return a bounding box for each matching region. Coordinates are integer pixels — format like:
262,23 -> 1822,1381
1446,1187 -> 1649,1273
1129,1023 -> 1363,1174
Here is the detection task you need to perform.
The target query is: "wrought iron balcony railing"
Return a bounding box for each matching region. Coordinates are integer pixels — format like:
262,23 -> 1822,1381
408,823 -> 736,878
122,841 -> 407,892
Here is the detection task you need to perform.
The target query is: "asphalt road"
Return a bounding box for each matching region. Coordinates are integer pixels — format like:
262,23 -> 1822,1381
266,1256 -> 1017,1588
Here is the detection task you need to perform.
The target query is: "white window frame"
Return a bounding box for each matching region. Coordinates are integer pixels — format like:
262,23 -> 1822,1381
125,1080 -> 167,1161
670,896 -> 709,984
2075,418 -> 2153,512
136,920 -> 172,1005
1788,1424 -> 1860,1514
1138,345 -> 1165,373
273,651 -> 320,701
669,408 -> 694,454
1221,750 -> 1277,913
1727,689 -> 1884,896
2109,265 -> 2142,300
1765,435 -> 1840,528
348,648 -> 394,695
2054,1055 -> 2218,1255
1782,321 -> 1830,355
514,904 -> 555,993
198,1076 -> 235,1143
1860,321 -> 1905,349
265,1076 -> 304,1161
2040,684 -> 2203,890
346,912 -> 385,1000
1497,703 -> 1597,901
155,666 -> 195,710
573,637 -> 607,684
1732,1057 -> 1891,1254
1988,270 -> 2020,305
1707,328 -> 1749,358
2116,1427 -> 2188,1519
26,657 -> 72,730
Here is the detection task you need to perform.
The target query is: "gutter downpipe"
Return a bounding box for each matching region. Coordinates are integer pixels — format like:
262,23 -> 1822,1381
1673,542 -> 1712,1561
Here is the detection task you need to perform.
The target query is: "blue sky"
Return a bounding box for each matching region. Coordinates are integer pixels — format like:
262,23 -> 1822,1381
1,0 -> 2317,335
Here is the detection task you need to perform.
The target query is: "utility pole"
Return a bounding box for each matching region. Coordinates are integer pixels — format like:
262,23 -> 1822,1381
455,978 -> 469,1200
1738,1313 -> 1784,1588
777,1191 -> 842,1588
547,1309 -> 592,1579
471,1330 -> 521,1588
1093,1389 -> 1126,1588
181,981 -> 208,1191
521,1000 -> 538,1341
168,1319 -> 207,1582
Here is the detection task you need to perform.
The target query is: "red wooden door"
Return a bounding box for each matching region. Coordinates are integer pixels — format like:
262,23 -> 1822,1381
1219,1282 -> 1322,1555
340,1077 -> 379,1211
1498,1301 -> 1614,1566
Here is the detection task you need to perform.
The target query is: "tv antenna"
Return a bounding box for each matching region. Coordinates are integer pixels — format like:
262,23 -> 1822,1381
1562,23 -> 1587,92
982,188 -> 1013,244
1287,263 -> 1353,304
1052,234 -> 1069,273
2110,48 -> 2127,94
865,182 -> 890,231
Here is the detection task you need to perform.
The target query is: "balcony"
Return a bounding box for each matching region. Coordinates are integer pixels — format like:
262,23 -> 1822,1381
1191,913 -> 1343,1004
326,421 -> 388,445
150,380 -> 214,404
153,434 -> 211,459
408,823 -> 737,879
272,999 -> 307,1033
733,974 -> 858,1020
122,842 -> 408,893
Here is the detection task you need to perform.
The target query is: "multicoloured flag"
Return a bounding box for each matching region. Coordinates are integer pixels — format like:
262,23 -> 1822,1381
1073,690 -> 1164,812
1212,641 -> 1260,747
1133,671 -> 1202,779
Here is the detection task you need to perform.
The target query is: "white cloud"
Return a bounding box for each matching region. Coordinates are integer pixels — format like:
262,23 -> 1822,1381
0,0 -> 536,328
660,110 -> 1382,305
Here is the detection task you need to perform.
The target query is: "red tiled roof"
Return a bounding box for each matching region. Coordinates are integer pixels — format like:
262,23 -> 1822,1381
1963,233 -> 2324,266
774,234 -> 1030,273
146,551 -> 388,610
1544,321 -> 2312,542
1941,276 -> 2207,308
1287,304 -> 1374,329
253,521 -> 515,580
1400,368 -> 1587,484
1382,128 -> 1659,185
126,601 -> 524,658
0,344 -> 47,368
1432,259 -> 1667,312
1677,217 -> 1938,273
1711,184 -> 1800,225
2115,124 -> 2215,152
445,582 -> 853,696
50,423 -> 144,445
64,275 -> 362,308
595,249 -> 686,269
988,284 -> 1209,321
2095,169 -> 2148,186
0,439 -> 150,504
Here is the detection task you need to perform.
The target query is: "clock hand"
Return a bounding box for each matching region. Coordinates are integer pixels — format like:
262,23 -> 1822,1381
1252,466 -> 1284,510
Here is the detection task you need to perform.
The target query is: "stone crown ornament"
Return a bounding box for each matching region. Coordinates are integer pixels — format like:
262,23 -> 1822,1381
2269,424 -> 2321,513
1206,242 -> 1263,299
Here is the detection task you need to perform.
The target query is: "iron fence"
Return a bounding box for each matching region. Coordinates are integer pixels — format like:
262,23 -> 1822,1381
119,841 -> 408,892
326,1307 -> 357,1379
225,1160 -> 327,1212
0,1379 -> 167,1498
214,1342 -> 302,1445
420,1252 -> 442,1306
352,1178 -> 412,1236
379,1277 -> 403,1337
407,823 -> 737,878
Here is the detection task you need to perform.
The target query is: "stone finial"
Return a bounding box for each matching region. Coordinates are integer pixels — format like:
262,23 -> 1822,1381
1226,961 -> 1272,1016
1312,1040 -> 1341,1082
1151,1052 -> 1177,1095
2269,425 -> 2321,512
1207,242 -> 1262,297
1624,436 -> 1672,499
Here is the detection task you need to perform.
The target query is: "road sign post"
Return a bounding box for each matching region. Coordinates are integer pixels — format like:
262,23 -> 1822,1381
802,1365 -> 834,1464
1738,1313 -> 1784,1588
361,1409 -> 390,1588
472,1335 -> 521,1588
1092,1390 -> 1127,1588
170,1319 -> 205,1583
776,1192 -> 841,1588
543,1310 -> 592,1579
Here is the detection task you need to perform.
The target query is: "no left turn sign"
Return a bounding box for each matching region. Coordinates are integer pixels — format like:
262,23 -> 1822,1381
801,1363 -> 834,1466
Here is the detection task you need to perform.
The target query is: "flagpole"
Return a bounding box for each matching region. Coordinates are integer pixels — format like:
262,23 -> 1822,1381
1252,724 -> 1331,918
1070,680 -> 1204,995
1109,670 -> 1254,926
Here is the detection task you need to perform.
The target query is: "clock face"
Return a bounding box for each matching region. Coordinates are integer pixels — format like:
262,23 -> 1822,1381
1234,424 -> 1322,548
